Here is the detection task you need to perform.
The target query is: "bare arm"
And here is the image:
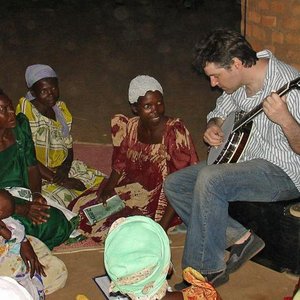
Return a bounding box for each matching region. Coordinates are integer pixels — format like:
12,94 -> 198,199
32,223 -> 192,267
159,204 -> 177,231
38,148 -> 85,190
163,291 -> 183,300
263,93 -> 300,154
280,115 -> 300,153
15,165 -> 50,224
20,239 -> 46,278
54,148 -> 74,182
37,148 -> 73,182
28,164 -> 42,194
0,220 -> 12,240
96,169 -> 122,204
37,161 -> 55,182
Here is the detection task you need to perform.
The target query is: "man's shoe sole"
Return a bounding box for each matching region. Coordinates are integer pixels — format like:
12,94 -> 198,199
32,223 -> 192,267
226,234 -> 265,273
209,270 -> 229,287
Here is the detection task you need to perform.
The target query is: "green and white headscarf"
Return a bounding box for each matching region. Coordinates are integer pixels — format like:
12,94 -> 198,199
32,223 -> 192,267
104,216 -> 170,300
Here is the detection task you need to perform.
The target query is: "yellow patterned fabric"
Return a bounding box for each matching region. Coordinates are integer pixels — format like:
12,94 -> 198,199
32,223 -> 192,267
182,267 -> 221,300
16,98 -> 105,207
16,97 -> 72,168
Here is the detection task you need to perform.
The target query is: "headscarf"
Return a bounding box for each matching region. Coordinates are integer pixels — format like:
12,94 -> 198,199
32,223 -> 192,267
24,64 -> 69,137
182,268 -> 221,300
0,276 -> 33,300
128,75 -> 163,104
25,64 -> 57,100
104,216 -> 171,300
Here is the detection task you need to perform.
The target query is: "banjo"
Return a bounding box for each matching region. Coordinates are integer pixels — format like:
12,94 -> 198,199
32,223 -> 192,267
207,76 -> 300,165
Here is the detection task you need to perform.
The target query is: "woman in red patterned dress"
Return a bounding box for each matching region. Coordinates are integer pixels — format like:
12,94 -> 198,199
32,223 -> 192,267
68,75 -> 198,242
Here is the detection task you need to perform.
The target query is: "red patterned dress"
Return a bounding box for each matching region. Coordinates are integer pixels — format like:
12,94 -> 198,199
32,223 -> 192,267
68,114 -> 198,243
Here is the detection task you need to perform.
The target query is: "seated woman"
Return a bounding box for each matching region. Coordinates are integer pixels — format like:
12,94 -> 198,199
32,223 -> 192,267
104,216 -> 221,300
0,189 -> 67,298
68,75 -> 198,242
16,64 -> 105,208
0,88 -> 77,249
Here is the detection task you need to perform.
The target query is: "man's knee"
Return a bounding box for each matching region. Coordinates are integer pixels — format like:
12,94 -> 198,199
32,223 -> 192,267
164,172 -> 177,193
196,165 -> 225,191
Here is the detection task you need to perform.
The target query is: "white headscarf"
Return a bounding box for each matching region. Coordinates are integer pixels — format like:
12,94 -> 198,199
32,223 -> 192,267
0,276 -> 33,300
128,75 -> 163,104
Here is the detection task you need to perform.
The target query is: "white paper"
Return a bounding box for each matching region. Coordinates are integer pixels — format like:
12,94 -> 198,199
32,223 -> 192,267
93,275 -> 129,300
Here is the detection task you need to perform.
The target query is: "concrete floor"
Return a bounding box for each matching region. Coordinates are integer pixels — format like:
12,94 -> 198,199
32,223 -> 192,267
1,0 -> 298,299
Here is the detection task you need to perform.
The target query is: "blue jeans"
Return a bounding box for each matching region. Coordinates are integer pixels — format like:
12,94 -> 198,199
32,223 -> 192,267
164,159 -> 300,275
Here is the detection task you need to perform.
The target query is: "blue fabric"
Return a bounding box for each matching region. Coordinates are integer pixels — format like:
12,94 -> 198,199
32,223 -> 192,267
163,159 -> 300,274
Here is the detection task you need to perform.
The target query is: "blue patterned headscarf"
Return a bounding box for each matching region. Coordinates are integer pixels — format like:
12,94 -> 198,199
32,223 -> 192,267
25,64 -> 57,100
104,216 -> 171,300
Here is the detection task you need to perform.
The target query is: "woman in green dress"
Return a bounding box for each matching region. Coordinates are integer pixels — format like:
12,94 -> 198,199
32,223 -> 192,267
0,88 -> 77,250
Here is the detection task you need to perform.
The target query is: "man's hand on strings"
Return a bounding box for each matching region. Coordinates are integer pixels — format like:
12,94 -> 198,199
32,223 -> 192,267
263,92 -> 291,126
204,123 -> 224,147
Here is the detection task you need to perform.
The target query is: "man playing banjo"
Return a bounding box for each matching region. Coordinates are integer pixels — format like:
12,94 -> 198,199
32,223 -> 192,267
164,29 -> 300,288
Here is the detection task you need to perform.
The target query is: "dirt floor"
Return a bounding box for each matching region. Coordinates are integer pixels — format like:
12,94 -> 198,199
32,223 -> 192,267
1,1 -> 298,299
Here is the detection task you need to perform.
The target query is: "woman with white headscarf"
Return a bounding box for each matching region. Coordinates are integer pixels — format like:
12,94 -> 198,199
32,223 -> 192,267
68,75 -> 198,243
16,64 -> 105,208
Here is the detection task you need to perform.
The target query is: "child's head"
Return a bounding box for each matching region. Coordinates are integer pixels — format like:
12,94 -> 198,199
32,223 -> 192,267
0,190 -> 15,220
104,216 -> 171,300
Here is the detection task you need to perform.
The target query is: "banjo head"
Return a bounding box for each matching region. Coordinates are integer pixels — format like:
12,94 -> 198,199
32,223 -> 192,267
207,112 -> 237,165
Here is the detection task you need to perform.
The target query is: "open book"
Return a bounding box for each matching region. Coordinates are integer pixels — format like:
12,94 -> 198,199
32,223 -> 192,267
83,195 -> 125,225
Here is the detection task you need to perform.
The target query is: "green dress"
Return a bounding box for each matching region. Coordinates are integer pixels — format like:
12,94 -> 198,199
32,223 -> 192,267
0,113 -> 77,250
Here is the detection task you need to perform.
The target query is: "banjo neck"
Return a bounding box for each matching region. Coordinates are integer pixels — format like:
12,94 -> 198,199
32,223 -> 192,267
232,76 -> 300,133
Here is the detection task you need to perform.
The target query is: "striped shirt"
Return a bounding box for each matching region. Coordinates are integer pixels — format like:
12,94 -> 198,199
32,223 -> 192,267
207,50 -> 300,190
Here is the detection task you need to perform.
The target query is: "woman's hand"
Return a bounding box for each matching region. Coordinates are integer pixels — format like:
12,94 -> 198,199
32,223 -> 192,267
20,239 -> 46,278
96,187 -> 114,205
52,164 -> 86,191
60,178 -> 86,191
96,170 -> 121,205
53,148 -> 74,184
53,164 -> 70,184
25,194 -> 50,225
